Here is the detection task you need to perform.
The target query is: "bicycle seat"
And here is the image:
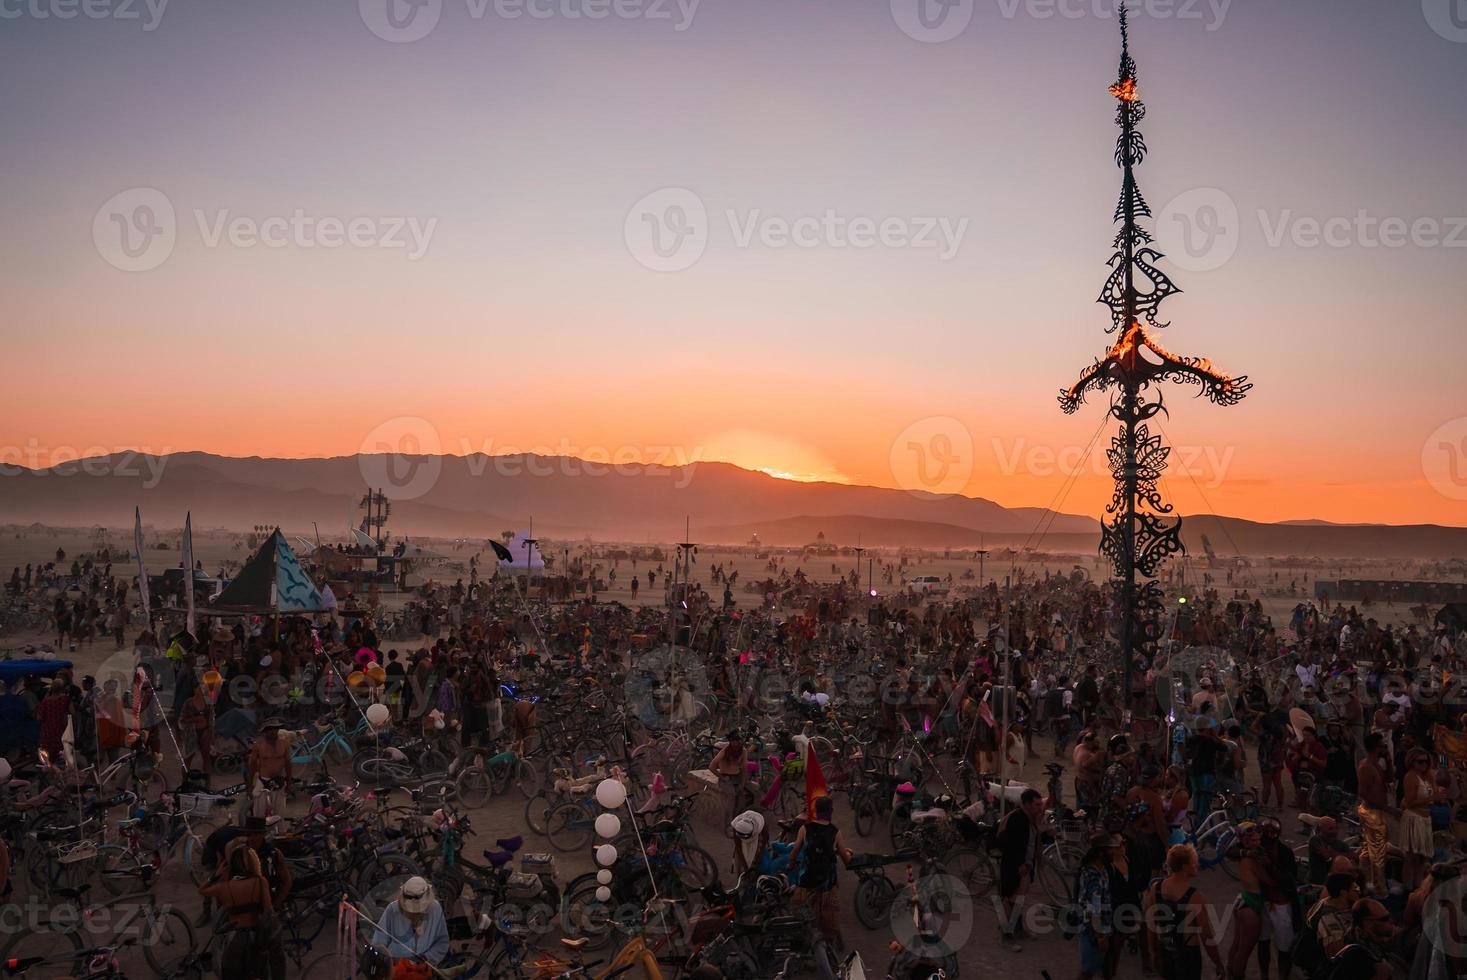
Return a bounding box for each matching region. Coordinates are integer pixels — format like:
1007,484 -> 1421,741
484,850 -> 514,867
494,836 -> 523,852
559,937 -> 590,950
57,884 -> 92,901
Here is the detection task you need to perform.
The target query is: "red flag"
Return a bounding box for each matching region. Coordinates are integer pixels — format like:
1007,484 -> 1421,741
804,741 -> 828,819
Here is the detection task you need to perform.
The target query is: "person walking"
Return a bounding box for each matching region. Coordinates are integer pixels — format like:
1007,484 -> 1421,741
787,795 -> 854,949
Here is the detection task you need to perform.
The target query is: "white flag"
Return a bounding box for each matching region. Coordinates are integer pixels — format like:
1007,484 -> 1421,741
134,507 -> 151,621
182,511 -> 195,637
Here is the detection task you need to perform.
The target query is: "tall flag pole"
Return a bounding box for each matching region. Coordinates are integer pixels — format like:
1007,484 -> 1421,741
182,511 -> 196,637
1059,4 -> 1251,700
134,506 -> 151,626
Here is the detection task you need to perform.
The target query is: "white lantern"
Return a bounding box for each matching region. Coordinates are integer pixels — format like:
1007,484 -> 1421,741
594,813 -> 621,839
365,703 -> 390,729
595,886 -> 612,902
595,778 -> 627,810
596,869 -> 612,885
595,844 -> 617,867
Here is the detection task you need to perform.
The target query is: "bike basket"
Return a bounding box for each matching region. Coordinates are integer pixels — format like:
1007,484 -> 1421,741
178,793 -> 218,817
520,853 -> 556,876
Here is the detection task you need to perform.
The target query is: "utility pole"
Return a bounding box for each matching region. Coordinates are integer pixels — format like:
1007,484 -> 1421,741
1060,4 -> 1250,703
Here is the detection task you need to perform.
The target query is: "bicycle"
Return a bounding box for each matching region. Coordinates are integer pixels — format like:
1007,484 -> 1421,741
0,936 -> 138,980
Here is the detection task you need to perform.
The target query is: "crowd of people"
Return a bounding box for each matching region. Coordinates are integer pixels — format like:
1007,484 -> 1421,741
0,546 -> 1464,980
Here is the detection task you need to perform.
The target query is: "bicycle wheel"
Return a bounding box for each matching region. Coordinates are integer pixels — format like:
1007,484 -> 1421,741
854,875 -> 898,930
525,793 -> 555,837
1038,851 -> 1075,907
852,792 -> 877,838
560,874 -> 618,950
513,759 -> 541,799
456,766 -> 493,809
180,829 -> 212,887
0,926 -> 84,980
545,802 -> 593,852
355,852 -> 423,895
95,843 -> 146,897
946,846 -> 998,899
142,906 -> 197,974
674,844 -> 719,890
812,938 -> 840,980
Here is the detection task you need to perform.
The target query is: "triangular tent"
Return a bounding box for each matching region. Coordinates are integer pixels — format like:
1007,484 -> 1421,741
213,530 -> 328,613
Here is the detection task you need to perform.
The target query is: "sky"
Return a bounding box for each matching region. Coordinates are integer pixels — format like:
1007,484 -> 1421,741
2,0 -> 1466,527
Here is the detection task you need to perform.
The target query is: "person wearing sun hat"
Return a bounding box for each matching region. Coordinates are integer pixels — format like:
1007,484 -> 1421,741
376,876 -> 448,967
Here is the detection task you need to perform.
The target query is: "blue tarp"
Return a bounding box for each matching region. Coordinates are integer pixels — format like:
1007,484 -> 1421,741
0,658 -> 73,683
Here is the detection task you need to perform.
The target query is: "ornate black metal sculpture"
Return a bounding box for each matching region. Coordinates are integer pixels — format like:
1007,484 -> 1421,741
1059,4 -> 1251,696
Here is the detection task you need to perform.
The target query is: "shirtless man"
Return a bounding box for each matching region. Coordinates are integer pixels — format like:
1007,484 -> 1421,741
1355,733 -> 1393,895
1073,729 -> 1106,818
246,718 -> 293,818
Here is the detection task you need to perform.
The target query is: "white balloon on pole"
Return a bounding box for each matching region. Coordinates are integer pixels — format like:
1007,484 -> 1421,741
595,844 -> 618,867
595,886 -> 612,902
594,813 -> 621,839
595,778 -> 627,810
365,703 -> 390,728
596,869 -> 612,885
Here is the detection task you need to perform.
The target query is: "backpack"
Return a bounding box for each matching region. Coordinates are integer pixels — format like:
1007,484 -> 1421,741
1291,903 -> 1332,979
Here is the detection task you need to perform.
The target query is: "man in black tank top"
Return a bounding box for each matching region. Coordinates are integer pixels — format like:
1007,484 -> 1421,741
789,796 -> 853,948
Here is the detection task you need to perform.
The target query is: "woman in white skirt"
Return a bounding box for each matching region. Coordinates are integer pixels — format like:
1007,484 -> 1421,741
1400,749 -> 1437,890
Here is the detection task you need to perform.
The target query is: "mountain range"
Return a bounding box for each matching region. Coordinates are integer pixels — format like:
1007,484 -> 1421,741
1,451 -> 1463,558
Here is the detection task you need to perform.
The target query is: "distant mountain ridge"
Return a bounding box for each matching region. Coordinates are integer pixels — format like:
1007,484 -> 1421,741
0,450 -> 1096,541
1,451 -> 1462,558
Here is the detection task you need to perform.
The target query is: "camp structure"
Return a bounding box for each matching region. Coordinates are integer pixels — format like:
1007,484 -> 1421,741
211,529 -> 329,614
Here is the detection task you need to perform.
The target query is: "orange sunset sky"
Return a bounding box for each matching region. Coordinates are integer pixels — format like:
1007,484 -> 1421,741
3,2 -> 1465,528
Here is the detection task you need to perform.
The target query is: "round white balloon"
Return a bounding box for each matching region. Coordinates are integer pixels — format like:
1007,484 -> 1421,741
594,813 -> 621,839
595,844 -> 618,867
595,886 -> 612,902
595,778 -> 627,810
365,703 -> 390,728
596,869 -> 612,885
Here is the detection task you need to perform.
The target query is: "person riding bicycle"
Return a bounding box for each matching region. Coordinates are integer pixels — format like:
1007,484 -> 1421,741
376,875 -> 449,971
